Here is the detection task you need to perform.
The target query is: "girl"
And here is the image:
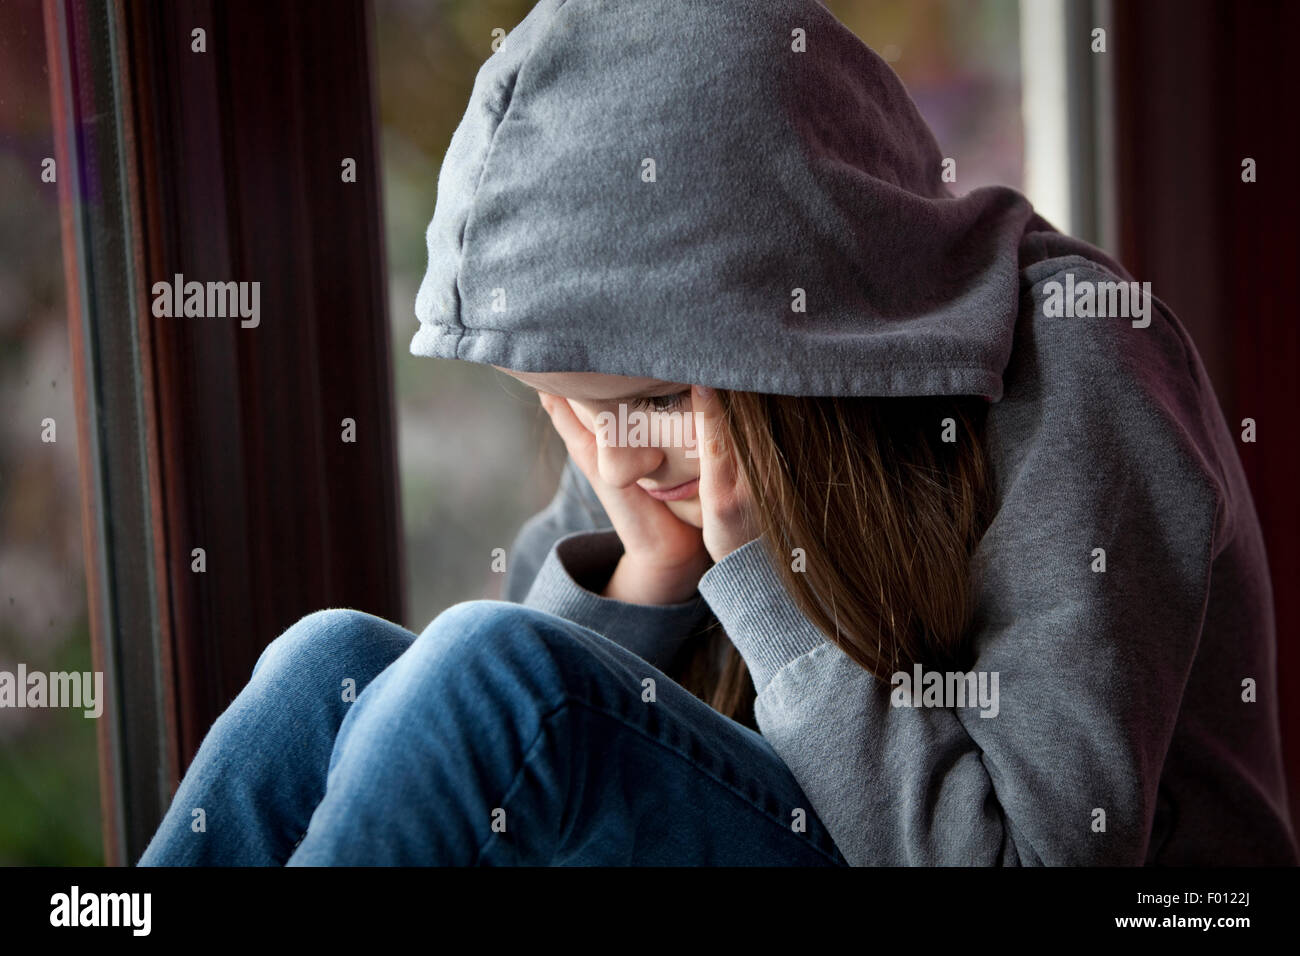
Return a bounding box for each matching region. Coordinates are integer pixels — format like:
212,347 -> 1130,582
138,0 -> 1296,865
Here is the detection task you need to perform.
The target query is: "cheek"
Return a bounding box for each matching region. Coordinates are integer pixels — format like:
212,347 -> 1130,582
663,437 -> 701,475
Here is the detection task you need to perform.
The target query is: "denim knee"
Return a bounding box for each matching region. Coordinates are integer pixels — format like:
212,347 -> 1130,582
419,600 -> 569,658
413,600 -> 589,708
251,608 -> 416,686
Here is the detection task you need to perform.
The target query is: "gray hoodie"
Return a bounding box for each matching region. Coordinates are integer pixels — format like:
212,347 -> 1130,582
410,0 -> 1297,864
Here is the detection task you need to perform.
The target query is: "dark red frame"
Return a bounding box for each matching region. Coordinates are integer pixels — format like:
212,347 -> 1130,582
1112,0 -> 1300,834
46,0 -> 403,865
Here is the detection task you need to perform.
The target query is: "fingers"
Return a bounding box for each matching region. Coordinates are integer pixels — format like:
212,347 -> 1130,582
692,384 -> 761,560
537,389 -> 694,559
537,390 -> 598,474
692,384 -> 738,493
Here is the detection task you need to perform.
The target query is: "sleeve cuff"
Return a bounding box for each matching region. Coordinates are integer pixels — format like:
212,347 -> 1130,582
696,536 -> 832,694
522,529 -> 711,672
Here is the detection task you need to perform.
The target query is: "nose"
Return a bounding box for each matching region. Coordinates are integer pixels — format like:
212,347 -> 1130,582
594,437 -> 665,490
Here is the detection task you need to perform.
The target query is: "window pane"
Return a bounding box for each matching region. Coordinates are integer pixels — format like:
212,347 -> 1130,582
828,0 -> 1023,191
0,0 -> 101,866
378,0 -> 562,631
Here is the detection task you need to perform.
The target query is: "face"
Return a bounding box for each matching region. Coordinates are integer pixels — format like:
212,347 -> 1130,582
492,366 -> 703,528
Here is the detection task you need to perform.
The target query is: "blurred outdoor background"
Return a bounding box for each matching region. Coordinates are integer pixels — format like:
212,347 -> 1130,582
0,0 -> 1023,864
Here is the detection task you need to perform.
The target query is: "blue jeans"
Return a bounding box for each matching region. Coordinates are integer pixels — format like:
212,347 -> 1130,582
136,601 -> 849,866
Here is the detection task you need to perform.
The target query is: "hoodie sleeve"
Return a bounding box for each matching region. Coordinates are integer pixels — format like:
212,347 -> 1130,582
697,282 -> 1223,866
501,454 -> 608,604
505,456 -> 712,673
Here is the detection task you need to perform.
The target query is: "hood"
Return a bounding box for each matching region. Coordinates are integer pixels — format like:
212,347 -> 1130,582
410,0 -> 1072,399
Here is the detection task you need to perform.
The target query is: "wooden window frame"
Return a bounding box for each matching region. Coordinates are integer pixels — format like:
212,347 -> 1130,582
45,0 -> 403,866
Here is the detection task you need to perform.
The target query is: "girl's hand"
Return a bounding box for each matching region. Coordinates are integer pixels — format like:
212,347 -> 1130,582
691,385 -> 762,562
537,391 -> 711,605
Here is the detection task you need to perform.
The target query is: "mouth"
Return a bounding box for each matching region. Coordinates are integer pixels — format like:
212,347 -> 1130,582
639,477 -> 700,502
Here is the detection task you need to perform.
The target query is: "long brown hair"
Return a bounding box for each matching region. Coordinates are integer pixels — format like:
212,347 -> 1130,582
673,392 -> 995,732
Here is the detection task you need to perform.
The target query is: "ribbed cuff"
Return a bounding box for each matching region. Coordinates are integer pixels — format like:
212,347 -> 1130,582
697,536 -> 831,694
521,529 -> 711,672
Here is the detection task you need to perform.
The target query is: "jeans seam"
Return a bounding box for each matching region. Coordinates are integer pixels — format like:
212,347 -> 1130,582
471,697 -> 567,865
473,695 -> 844,866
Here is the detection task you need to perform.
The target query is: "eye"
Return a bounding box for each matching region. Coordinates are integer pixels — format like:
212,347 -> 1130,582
628,390 -> 689,413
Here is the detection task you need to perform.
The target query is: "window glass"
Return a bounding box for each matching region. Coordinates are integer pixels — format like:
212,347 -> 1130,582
0,0 -> 102,865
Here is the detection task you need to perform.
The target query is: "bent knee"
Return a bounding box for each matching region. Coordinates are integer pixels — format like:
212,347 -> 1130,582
415,600 -> 599,692
252,608 -> 415,681
422,600 -> 562,637
421,600 -> 591,655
